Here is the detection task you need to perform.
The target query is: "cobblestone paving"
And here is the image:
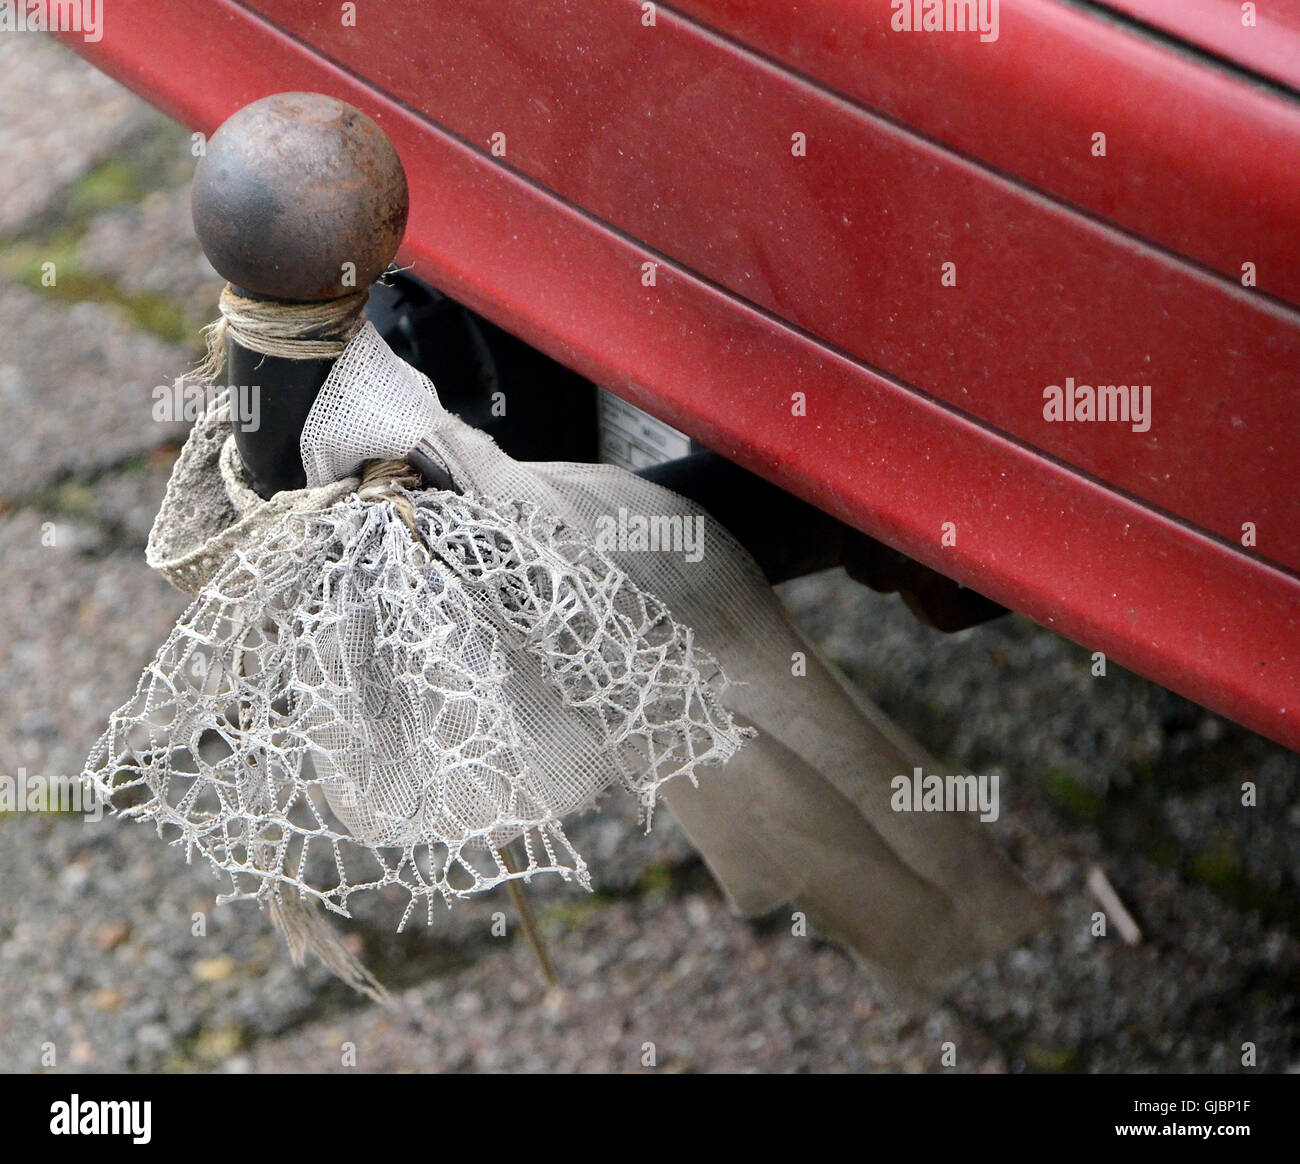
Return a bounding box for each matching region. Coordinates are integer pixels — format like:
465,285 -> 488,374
0,38 -> 1295,1074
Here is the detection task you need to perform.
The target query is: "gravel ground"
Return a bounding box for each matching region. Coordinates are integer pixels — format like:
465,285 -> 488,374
0,37 -> 1295,1075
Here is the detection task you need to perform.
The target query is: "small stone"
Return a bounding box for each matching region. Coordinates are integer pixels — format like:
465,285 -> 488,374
90,987 -> 123,1012
685,898 -> 711,928
92,921 -> 132,952
193,1025 -> 243,1060
135,1023 -> 171,1052
192,955 -> 236,983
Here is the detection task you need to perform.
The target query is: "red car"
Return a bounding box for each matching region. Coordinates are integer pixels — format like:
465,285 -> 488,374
62,0 -> 1300,750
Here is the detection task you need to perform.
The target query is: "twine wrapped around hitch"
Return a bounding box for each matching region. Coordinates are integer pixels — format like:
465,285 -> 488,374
197,283 -> 369,382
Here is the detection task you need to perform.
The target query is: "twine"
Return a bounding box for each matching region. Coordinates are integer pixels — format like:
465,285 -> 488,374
198,284 -> 369,381
359,458 -> 426,544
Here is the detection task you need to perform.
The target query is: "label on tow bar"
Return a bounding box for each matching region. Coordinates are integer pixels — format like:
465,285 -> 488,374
597,391 -> 693,470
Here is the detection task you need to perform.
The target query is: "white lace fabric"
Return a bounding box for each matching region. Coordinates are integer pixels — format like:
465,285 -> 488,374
86,324 -> 1046,993
88,393 -> 748,926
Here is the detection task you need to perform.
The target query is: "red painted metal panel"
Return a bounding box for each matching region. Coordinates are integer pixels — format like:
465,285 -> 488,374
58,0 -> 1300,752
1095,0 -> 1300,89
245,0 -> 1300,575
672,0 -> 1300,305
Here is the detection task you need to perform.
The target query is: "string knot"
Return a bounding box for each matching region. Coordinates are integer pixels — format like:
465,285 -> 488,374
358,458 -> 426,544
198,284 -> 369,381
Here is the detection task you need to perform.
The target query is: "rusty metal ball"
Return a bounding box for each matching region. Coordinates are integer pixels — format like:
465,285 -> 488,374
192,92 -> 408,302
